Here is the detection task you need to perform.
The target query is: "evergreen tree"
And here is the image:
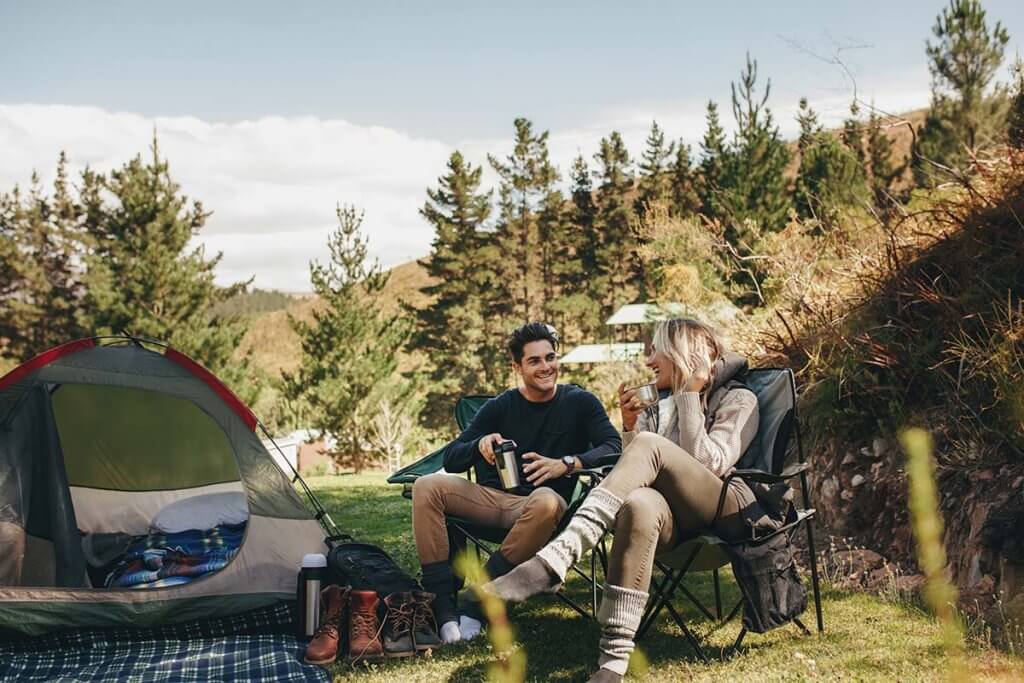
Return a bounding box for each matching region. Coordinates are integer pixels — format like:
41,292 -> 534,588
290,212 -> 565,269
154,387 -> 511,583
698,101 -> 728,219
636,120 -> 675,214
553,155 -> 604,340
593,131 -> 640,307
670,141 -> 702,217
793,98 -> 868,226
1009,59 -> 1024,149
719,55 -> 791,245
715,55 -> 791,304
914,0 -> 1010,184
283,205 -> 410,472
866,108 -> 904,208
488,118 -> 558,322
0,156 -> 88,360
78,138 -> 254,399
412,151 -> 497,428
841,102 -> 868,166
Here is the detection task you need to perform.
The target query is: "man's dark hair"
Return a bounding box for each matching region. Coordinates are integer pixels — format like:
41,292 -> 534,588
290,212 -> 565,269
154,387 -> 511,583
507,322 -> 559,363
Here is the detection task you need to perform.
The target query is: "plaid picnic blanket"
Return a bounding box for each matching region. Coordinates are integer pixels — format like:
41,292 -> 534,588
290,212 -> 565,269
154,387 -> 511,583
0,603 -> 328,683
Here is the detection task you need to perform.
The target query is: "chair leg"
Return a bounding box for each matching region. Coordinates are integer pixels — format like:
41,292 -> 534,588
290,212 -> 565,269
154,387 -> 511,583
805,520 -> 825,633
678,584 -> 716,621
794,617 -> 811,636
731,627 -> 747,652
638,568 -> 676,638
713,568 -> 722,620
664,598 -> 710,664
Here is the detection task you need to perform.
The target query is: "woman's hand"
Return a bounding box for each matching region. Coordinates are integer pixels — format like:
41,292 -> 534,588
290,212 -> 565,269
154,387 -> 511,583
682,357 -> 711,393
618,382 -> 643,431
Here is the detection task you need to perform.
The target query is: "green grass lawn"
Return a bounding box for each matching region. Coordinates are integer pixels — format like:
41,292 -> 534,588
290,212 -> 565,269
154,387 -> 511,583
305,474 -> 1023,682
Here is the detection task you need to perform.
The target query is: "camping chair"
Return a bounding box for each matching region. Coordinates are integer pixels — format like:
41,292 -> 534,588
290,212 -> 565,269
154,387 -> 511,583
388,395 -> 614,619
635,367 -> 824,662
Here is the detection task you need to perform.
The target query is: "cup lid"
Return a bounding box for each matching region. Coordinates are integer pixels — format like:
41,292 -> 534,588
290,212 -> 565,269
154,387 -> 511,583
302,553 -> 327,568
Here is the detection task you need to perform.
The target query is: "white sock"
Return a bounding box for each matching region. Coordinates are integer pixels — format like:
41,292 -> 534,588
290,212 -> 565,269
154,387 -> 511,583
537,487 -> 622,580
439,620 -> 461,644
458,614 -> 483,640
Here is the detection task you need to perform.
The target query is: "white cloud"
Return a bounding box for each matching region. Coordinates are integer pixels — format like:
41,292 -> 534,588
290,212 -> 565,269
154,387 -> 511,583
0,71 -> 931,291
0,104 -> 451,292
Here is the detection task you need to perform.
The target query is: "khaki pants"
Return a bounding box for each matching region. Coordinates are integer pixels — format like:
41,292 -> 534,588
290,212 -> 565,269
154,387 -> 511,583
412,473 -> 567,566
0,521 -> 25,586
602,432 -> 750,592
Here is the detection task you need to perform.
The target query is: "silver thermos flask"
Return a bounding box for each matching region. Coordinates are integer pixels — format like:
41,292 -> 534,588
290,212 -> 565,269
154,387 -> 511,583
297,553 -> 328,638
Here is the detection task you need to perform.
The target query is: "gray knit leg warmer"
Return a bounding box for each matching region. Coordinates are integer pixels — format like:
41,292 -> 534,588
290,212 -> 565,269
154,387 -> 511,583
596,584 -> 648,677
482,488 -> 623,604
536,487 -> 622,580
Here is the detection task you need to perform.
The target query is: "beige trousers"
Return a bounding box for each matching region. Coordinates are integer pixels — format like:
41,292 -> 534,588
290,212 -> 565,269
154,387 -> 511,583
602,432 -> 750,591
412,473 -> 567,566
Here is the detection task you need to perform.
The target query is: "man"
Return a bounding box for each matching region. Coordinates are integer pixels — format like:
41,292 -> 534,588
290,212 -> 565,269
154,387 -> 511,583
412,322 -> 621,642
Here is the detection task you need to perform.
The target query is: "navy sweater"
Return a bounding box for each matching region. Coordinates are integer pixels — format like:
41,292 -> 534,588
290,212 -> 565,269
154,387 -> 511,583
442,384 -> 621,501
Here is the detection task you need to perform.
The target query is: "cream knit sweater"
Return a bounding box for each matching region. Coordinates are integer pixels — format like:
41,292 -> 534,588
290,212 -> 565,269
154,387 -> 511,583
622,387 -> 759,477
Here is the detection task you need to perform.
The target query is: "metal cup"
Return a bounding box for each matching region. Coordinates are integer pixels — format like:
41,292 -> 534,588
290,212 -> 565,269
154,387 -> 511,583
494,440 -> 521,490
632,382 -> 659,408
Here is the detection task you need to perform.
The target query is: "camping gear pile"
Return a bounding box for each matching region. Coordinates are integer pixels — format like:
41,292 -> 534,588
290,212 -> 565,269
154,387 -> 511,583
302,540 -> 443,665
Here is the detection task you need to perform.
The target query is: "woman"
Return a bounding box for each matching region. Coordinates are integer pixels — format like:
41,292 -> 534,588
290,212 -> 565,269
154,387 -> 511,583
485,318 -> 760,682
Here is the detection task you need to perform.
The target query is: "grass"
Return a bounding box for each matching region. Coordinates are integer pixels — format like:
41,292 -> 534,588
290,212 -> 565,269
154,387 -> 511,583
306,474 -> 1024,682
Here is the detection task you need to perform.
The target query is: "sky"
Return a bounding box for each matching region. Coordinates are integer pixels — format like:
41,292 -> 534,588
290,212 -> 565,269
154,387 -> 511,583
2,1 -> 1022,292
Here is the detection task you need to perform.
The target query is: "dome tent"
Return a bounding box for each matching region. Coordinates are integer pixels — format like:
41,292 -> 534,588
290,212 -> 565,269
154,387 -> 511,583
0,337 -> 330,637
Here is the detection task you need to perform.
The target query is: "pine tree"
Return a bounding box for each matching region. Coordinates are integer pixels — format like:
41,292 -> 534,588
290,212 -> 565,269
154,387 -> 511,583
488,118 -> 558,322
1009,58 -> 1024,149
866,108 -> 903,208
412,151 -> 497,428
556,155 -> 604,340
283,205 -> 410,472
914,0 -> 1010,184
720,55 -> 791,240
78,138 -> 254,399
698,101 -> 728,219
841,103 -> 868,166
670,141 -> 702,217
793,98 -> 868,226
715,54 -> 791,304
0,156 -> 88,360
636,120 -> 675,215
593,131 -> 640,308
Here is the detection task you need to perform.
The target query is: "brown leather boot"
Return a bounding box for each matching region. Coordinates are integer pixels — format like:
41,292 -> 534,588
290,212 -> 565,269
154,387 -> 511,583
410,590 -> 442,651
348,590 -> 384,662
382,593 -> 416,658
304,584 -> 350,666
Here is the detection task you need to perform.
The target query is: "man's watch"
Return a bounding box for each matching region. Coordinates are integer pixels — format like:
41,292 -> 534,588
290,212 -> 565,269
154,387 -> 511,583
561,455 -> 577,476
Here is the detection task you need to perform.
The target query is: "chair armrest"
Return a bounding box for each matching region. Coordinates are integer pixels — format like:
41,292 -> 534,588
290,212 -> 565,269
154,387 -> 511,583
724,462 -> 810,486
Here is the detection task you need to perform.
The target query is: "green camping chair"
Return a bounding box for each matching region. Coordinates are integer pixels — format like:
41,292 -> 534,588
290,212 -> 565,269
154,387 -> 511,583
388,395 -> 614,619
635,367 -> 824,661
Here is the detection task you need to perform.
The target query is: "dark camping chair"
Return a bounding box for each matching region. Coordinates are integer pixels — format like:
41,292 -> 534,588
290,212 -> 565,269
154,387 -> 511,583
635,367 -> 824,661
388,395 -> 614,619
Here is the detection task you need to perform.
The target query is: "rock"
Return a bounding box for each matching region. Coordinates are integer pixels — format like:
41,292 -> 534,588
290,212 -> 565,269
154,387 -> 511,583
821,476 -> 838,504
851,474 -> 866,487
1013,476 -> 1023,490
872,437 -> 887,459
860,446 -> 871,458
871,461 -> 885,478
841,453 -> 857,466
895,574 -> 926,594
841,489 -> 855,501
974,469 -> 995,481
832,548 -> 886,575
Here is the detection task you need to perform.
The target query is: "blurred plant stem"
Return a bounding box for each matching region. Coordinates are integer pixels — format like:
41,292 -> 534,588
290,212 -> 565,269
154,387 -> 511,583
901,427 -> 966,681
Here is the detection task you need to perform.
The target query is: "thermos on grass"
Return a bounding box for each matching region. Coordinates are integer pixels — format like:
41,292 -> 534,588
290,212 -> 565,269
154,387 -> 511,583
297,552 -> 327,638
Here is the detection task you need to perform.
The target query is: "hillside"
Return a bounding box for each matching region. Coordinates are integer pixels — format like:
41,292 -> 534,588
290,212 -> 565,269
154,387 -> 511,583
235,258 -> 434,378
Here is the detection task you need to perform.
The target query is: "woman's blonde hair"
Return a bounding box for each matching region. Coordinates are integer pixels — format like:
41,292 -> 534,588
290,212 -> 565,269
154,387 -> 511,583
651,318 -> 725,394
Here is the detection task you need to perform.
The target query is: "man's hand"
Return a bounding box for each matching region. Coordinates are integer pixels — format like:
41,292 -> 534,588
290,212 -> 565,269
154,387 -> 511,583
522,452 -> 566,486
477,433 -> 504,465
618,382 -> 644,431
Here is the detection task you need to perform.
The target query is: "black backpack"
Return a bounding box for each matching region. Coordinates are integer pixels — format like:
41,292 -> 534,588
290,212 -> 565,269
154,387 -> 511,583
722,531 -> 807,634
326,541 -> 419,596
